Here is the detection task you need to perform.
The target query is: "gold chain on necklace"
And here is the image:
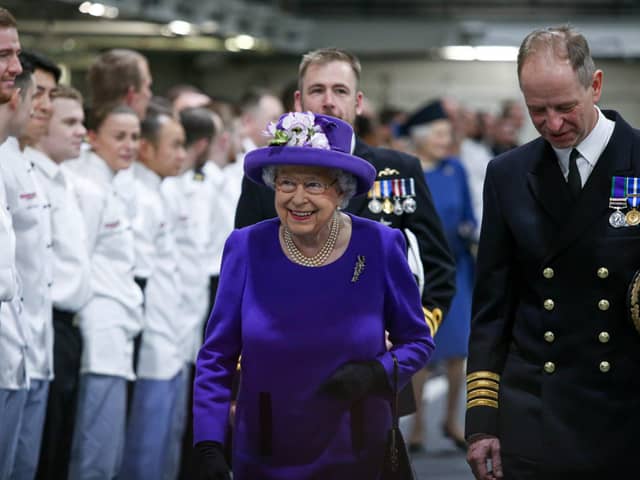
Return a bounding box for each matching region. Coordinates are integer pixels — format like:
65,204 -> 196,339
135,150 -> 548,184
283,211 -> 340,267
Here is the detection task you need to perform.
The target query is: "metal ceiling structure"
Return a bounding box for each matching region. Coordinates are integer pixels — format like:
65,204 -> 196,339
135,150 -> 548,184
4,0 -> 640,62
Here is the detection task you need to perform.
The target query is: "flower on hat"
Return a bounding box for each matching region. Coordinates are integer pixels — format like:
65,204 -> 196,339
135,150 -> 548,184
263,111 -> 330,150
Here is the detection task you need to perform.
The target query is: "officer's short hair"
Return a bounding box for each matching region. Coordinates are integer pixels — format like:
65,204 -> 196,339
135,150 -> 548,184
51,84 -> 83,104
0,8 -> 17,28
298,48 -> 361,90
88,49 -> 146,109
19,50 -> 61,83
140,107 -> 173,145
180,107 -> 215,148
517,25 -> 596,89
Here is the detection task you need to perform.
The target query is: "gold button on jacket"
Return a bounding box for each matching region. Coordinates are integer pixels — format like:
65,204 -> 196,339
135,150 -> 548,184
543,268 -> 554,279
544,361 -> 556,373
544,299 -> 555,310
598,299 -> 610,311
599,361 -> 611,373
598,331 -> 610,343
544,331 -> 555,343
597,267 -> 609,279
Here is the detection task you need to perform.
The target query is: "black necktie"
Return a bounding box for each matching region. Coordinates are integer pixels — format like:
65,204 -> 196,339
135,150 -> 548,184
567,148 -> 582,198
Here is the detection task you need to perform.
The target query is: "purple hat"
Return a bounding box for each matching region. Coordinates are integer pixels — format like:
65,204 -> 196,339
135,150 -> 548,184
244,112 -> 376,196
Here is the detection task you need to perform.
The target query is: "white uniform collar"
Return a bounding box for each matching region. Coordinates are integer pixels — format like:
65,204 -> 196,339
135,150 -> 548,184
25,147 -> 62,181
133,161 -> 162,189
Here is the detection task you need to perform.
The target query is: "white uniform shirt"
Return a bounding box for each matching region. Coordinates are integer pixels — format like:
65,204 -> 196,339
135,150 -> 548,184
0,174 -> 16,302
0,139 -> 54,382
28,148 -> 92,312
133,162 -> 184,380
67,151 -> 143,379
0,165 -> 28,389
203,161 -> 236,277
162,168 -> 216,363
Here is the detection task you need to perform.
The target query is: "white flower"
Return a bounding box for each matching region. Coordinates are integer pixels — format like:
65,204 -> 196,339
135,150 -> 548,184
262,121 -> 277,138
265,111 -> 332,149
281,112 -> 315,131
309,132 -> 330,149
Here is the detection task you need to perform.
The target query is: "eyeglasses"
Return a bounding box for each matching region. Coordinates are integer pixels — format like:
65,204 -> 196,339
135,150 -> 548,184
275,177 -> 338,195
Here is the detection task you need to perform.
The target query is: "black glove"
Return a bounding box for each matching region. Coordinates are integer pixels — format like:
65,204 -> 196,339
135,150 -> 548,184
194,440 -> 230,480
319,360 -> 389,402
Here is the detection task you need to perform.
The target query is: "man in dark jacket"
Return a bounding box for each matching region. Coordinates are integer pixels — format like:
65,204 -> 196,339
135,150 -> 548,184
465,25 -> 640,479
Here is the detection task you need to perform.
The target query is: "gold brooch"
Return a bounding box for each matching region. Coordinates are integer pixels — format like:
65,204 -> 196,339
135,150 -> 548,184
378,168 -> 400,177
351,255 -> 366,282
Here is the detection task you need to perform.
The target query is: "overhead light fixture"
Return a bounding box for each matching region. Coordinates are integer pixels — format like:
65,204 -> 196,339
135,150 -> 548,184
224,34 -> 256,52
167,20 -> 193,36
441,45 -> 518,62
78,2 -> 119,19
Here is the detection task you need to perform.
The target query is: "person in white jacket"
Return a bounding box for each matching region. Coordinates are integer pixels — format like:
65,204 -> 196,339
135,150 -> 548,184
162,106 -> 218,479
0,45 -> 32,480
2,50 -> 57,480
66,104 -> 144,480
119,106 -> 187,480
28,84 -> 92,480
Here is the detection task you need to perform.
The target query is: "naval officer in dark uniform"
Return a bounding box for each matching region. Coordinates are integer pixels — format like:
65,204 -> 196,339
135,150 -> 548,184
465,25 -> 640,480
235,48 -> 455,340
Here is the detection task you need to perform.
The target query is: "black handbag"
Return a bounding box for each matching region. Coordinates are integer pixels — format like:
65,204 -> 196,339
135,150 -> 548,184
380,352 -> 417,480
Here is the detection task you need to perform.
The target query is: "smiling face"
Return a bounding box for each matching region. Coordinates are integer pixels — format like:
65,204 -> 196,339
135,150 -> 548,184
21,68 -> 57,145
520,51 -> 602,149
0,27 -> 21,104
274,165 -> 344,243
90,112 -> 140,172
38,97 -> 86,163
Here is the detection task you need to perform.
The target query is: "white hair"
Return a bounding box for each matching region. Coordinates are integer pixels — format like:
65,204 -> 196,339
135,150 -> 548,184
262,165 -> 357,209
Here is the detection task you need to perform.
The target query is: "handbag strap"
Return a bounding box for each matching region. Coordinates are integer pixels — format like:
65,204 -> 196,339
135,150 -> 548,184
390,351 -> 399,428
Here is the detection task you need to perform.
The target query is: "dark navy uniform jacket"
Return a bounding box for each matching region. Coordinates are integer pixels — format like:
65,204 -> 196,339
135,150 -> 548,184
235,138 -> 456,328
465,110 -> 640,474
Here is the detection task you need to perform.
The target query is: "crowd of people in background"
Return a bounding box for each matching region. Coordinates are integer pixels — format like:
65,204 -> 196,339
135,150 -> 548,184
0,5 -> 530,480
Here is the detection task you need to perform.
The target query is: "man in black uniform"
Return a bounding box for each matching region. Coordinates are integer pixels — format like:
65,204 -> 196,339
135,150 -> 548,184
234,48 -> 456,414
465,25 -> 640,479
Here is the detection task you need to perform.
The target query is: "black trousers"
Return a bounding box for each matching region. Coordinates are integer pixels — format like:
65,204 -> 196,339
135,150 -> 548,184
35,308 -> 82,480
502,454 -> 630,480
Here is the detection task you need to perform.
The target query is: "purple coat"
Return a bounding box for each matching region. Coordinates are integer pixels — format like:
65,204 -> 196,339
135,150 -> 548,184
193,214 -> 433,479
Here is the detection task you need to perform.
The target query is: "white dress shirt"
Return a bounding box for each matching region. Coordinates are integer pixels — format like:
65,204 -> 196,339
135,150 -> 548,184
28,148 -> 92,312
162,168 -> 216,363
0,139 -> 54,382
554,106 -> 615,186
67,151 -> 143,380
133,162 -> 184,380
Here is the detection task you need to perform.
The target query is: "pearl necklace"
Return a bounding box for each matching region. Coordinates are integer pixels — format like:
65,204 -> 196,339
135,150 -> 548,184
283,211 -> 340,267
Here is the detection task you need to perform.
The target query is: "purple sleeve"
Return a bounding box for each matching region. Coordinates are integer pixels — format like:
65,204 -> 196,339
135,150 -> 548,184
377,228 -> 435,390
193,229 -> 246,444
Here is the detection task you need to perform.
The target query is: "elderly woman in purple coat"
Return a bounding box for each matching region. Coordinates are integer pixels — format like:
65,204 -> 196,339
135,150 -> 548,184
193,112 -> 434,480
